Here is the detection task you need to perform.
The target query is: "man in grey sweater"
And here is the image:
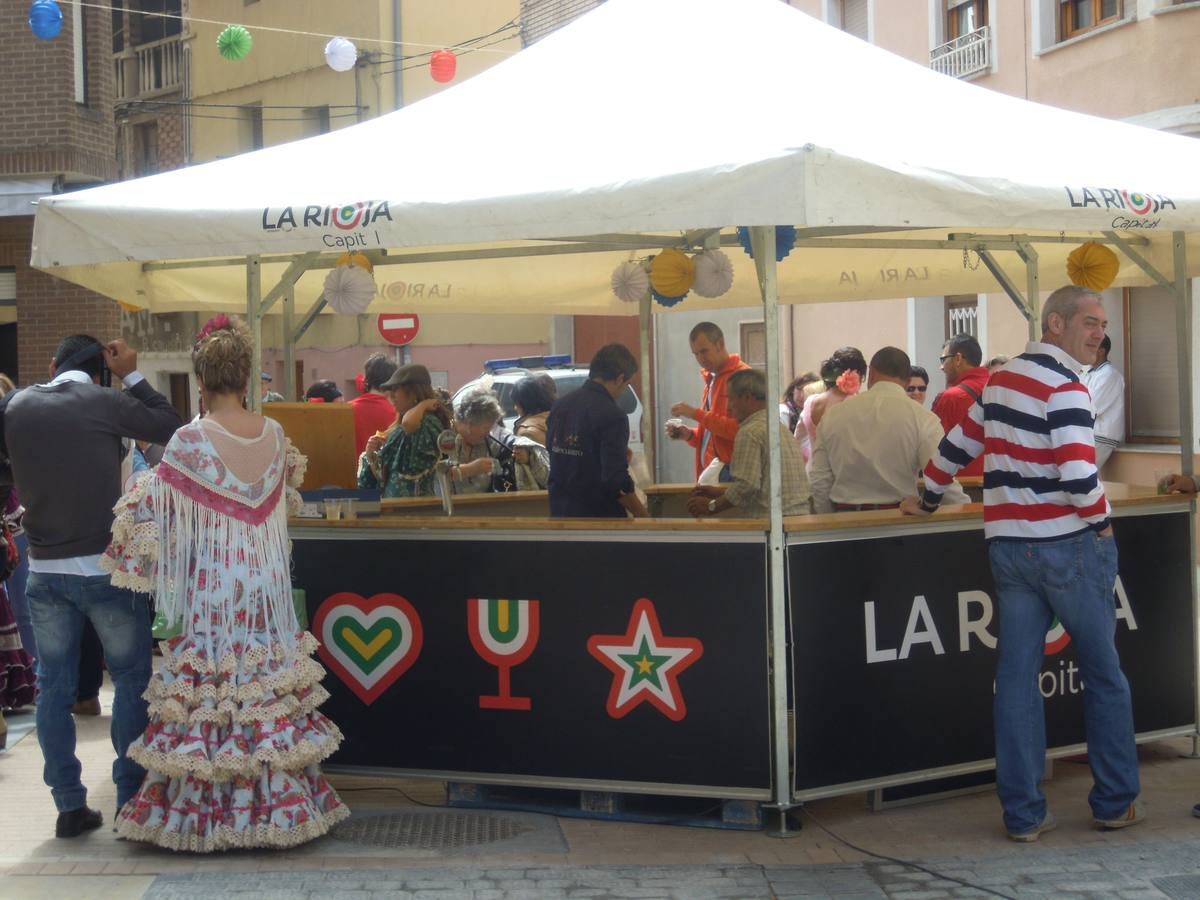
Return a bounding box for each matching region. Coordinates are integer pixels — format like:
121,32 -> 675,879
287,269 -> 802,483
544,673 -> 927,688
5,334 -> 181,838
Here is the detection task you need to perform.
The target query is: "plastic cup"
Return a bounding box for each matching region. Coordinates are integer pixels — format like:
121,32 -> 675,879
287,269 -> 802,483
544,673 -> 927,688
323,498 -> 342,520
342,498 -> 358,520
1154,469 -> 1174,495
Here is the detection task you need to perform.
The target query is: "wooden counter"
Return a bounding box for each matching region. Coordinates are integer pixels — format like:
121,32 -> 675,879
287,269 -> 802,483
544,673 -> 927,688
380,490 -> 550,518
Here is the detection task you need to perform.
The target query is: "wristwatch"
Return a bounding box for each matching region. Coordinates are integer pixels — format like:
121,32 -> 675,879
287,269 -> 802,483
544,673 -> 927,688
707,498 -> 718,513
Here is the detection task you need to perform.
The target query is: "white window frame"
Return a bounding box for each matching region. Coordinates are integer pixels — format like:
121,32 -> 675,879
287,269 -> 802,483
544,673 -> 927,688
72,0 -> 85,104
1031,0 -> 1136,56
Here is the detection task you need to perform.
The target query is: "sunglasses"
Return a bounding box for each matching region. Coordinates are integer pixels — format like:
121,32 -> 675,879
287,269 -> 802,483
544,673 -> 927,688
906,385 -> 928,394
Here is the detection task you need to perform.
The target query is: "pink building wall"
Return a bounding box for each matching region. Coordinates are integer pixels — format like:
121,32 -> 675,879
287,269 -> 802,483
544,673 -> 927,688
262,341 -> 549,401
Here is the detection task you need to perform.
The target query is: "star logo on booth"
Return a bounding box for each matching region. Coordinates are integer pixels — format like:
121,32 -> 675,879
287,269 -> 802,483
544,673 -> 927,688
587,598 -> 703,721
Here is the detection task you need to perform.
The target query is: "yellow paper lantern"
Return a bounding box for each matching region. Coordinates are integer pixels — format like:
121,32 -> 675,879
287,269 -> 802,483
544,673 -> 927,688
649,248 -> 695,298
336,251 -> 374,273
1066,242 -> 1119,292
118,300 -> 145,312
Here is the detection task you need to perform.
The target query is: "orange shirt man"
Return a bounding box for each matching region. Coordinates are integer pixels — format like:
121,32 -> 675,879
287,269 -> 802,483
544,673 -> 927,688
666,322 -> 751,481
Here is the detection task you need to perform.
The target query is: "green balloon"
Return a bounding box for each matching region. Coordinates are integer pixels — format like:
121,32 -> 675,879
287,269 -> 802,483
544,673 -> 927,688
217,24 -> 252,60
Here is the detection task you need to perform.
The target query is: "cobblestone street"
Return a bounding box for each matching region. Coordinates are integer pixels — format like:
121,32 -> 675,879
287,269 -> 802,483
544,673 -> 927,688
2,690 -> 1198,899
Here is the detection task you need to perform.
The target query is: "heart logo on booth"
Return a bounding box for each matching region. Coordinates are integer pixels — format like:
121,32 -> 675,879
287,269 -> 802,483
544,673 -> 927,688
313,592 -> 424,704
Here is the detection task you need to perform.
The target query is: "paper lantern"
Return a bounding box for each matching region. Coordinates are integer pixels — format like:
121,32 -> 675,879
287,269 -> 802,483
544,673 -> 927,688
691,249 -> 734,298
430,49 -> 457,83
611,260 -> 649,303
649,248 -> 695,298
217,24 -> 252,61
28,0 -> 62,40
651,287 -> 687,308
736,225 -> 797,262
323,265 -> 376,315
324,36 -> 357,72
336,251 -> 373,273
118,300 -> 145,313
1067,241 -> 1120,292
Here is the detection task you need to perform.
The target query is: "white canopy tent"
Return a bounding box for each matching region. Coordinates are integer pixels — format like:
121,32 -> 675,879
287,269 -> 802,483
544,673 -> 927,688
29,0 -> 1200,315
29,0 -> 1200,817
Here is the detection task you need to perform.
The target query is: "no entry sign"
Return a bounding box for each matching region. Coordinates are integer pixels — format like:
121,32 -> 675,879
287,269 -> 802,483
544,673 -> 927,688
377,313 -> 420,346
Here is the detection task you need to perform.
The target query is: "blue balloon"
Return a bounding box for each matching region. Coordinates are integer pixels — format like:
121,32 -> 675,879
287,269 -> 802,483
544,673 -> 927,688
29,0 -> 63,40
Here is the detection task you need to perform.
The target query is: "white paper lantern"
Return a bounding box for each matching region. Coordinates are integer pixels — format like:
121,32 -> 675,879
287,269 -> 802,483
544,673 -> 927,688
324,36 -> 358,73
323,264 -> 376,314
691,249 -> 734,298
611,260 -> 649,303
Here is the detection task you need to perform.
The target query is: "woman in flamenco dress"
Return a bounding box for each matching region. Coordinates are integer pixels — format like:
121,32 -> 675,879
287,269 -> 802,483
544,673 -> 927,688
102,316 -> 347,851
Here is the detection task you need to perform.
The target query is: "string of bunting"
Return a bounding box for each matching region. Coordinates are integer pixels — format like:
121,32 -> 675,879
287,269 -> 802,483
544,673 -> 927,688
28,0 -> 517,82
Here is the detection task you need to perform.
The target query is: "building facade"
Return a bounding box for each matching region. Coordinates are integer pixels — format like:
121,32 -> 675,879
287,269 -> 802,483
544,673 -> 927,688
0,0 -> 122,384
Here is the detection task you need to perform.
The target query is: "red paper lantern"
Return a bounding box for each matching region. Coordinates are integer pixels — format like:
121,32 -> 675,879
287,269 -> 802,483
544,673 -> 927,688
430,49 -> 457,83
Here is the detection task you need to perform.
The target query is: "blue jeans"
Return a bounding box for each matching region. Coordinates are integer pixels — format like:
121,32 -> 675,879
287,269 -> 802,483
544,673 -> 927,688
989,531 -> 1139,834
8,533 -> 35,660
27,572 -> 152,813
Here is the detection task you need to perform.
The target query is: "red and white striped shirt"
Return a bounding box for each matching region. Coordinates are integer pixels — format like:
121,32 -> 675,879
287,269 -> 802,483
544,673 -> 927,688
921,341 -> 1110,541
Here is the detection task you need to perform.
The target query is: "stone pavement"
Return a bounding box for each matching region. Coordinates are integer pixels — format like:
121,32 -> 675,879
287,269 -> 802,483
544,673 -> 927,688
2,686 -> 1199,900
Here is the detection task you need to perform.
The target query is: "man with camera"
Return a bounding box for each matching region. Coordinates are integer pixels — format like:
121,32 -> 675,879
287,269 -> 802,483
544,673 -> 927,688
4,335 -> 182,837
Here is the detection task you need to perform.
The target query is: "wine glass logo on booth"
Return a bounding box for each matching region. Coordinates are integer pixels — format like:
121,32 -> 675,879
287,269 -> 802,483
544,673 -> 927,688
467,598 -> 540,711
312,592 -> 424,705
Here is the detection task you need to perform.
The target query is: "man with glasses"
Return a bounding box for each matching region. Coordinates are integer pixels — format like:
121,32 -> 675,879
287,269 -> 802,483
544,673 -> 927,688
907,365 -> 930,404
932,334 -> 990,476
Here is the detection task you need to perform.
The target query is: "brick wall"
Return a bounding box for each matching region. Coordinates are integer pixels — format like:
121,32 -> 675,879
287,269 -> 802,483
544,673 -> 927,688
0,0 -> 116,182
0,217 -> 121,386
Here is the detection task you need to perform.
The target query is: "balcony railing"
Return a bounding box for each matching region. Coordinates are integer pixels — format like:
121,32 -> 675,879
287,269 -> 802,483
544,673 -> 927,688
114,34 -> 183,101
929,25 -> 991,80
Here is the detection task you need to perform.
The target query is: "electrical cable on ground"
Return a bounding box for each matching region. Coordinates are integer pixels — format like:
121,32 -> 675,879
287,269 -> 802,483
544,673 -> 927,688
798,806 -> 1016,900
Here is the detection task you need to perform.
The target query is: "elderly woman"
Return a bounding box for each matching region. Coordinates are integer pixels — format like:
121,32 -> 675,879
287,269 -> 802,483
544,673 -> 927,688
447,389 -> 549,493
358,364 -> 451,498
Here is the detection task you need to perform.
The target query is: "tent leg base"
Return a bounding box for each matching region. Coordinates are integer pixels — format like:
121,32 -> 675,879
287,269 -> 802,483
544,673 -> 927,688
764,802 -> 803,838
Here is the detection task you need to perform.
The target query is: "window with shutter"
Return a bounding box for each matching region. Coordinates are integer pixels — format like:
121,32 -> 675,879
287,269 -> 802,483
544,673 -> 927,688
1127,286 -> 1179,440
841,0 -> 869,39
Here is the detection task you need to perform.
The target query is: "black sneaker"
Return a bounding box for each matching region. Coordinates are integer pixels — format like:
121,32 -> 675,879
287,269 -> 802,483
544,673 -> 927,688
55,806 -> 103,838
1192,802 -> 1200,818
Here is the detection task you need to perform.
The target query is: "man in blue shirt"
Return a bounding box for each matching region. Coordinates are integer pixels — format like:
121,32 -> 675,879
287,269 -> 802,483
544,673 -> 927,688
547,344 -> 647,518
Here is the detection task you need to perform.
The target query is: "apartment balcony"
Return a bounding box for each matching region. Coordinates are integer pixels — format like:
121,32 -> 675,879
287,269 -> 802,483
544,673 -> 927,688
113,34 -> 183,102
930,25 -> 991,80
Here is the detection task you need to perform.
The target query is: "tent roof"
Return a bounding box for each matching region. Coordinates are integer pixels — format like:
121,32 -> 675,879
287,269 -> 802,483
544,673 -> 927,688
30,0 -> 1200,315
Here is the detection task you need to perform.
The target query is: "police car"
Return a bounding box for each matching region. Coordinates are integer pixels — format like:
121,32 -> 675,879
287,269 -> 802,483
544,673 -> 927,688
451,355 -> 644,452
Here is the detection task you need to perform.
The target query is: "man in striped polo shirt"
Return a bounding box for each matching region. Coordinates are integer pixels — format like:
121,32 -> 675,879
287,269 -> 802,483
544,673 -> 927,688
901,285 -> 1143,842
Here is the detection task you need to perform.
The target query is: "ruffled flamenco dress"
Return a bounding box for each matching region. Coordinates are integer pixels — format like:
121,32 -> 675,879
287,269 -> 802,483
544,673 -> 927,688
0,582 -> 36,711
102,417 -> 348,851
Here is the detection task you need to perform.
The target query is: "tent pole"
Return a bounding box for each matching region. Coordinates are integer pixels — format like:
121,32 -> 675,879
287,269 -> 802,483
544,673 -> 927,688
1016,242 -> 1040,342
293,294 -> 328,344
1171,231 -> 1200,757
1172,231 -> 1193,480
639,293 -> 655,485
975,247 -> 1033,329
247,255 -> 262,414
283,287 -> 296,401
1103,231 -> 1172,289
750,226 -> 793,826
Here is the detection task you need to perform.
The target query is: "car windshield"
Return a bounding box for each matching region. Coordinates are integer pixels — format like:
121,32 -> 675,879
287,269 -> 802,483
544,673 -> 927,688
463,372 -> 635,418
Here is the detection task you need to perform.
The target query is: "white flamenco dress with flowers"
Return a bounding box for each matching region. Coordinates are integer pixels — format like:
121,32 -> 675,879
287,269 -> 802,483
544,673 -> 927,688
101,417 -> 348,851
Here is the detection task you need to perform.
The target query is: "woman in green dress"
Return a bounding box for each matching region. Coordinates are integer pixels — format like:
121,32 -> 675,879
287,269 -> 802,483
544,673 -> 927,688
356,364 -> 451,497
